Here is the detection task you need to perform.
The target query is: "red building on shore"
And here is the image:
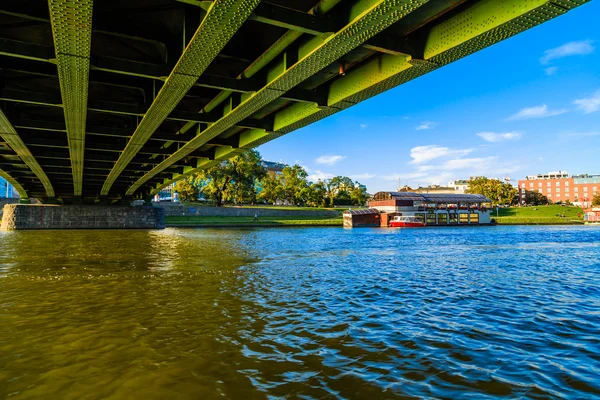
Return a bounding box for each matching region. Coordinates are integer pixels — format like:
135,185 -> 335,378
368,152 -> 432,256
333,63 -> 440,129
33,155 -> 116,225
518,171 -> 599,206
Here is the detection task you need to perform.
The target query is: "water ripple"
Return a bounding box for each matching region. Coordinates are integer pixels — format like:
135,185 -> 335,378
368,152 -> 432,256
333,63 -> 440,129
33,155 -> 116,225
1,226 -> 599,398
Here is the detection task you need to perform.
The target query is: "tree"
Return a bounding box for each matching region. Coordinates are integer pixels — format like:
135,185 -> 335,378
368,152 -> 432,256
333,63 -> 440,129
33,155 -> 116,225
258,174 -> 283,204
324,176 -> 355,207
175,176 -> 199,202
592,193 -> 600,207
306,181 -> 327,207
523,190 -> 549,206
350,183 -> 368,206
279,164 -> 309,205
466,177 -> 517,206
197,150 -> 266,206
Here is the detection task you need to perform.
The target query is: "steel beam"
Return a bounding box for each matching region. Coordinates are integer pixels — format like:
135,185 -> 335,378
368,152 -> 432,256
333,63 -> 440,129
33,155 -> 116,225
0,38 -> 328,105
48,0 -> 94,197
99,0 -> 261,196
147,0 -> 589,196
137,0 -> 429,196
233,0 -> 590,147
0,109 -> 55,197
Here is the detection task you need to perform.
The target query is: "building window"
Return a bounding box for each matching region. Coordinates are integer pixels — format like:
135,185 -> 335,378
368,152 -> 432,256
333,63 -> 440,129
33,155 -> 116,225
529,183 -> 533,189
556,187 -> 560,193
538,182 -> 542,187
521,183 -> 526,189
547,182 -> 551,187
575,187 -> 579,192
556,181 -> 560,186
565,181 -> 569,186
565,188 -> 569,193
438,213 -> 448,225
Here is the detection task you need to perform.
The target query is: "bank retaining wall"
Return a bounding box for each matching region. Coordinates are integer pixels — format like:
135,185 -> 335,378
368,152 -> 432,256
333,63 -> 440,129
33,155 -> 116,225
1,205 -> 164,230
160,205 -> 339,218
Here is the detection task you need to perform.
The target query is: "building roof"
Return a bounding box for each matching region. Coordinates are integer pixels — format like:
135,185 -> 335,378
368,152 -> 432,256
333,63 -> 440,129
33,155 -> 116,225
343,208 -> 380,215
372,191 -> 491,203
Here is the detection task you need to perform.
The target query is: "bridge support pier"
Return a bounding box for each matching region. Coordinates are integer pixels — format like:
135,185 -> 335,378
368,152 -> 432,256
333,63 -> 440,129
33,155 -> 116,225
0,204 -> 165,230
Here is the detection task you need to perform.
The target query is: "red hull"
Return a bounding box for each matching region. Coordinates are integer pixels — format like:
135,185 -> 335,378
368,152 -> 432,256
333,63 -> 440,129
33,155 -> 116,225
389,221 -> 426,228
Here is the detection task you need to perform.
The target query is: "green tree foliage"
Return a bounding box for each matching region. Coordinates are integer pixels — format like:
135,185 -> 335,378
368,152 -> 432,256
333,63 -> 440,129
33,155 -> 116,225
175,176 -> 199,201
306,181 -> 327,207
187,152 -> 369,207
324,176 -> 355,206
350,183 -> 369,206
466,177 -> 518,206
523,190 -> 549,206
592,193 -> 600,207
258,174 -> 283,204
196,150 -> 266,206
280,164 -> 309,205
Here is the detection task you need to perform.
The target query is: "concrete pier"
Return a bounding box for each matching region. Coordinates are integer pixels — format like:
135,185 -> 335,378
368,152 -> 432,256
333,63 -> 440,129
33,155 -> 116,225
1,204 -> 164,230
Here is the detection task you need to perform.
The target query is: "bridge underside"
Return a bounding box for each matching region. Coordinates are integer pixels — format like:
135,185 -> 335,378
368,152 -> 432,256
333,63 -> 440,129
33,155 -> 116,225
0,0 -> 589,204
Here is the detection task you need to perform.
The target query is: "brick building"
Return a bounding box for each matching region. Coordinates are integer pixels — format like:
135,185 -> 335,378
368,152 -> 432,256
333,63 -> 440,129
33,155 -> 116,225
518,171 -> 599,207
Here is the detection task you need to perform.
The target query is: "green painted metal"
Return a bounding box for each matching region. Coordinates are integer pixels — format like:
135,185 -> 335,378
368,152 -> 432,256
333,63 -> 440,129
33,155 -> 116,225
425,0 -> 590,65
231,0 -> 591,150
0,167 -> 28,198
425,0 -> 550,61
48,0 -> 93,197
200,0 -> 343,115
127,0 -> 430,196
0,109 -> 54,198
328,53 -> 413,105
100,0 -> 261,197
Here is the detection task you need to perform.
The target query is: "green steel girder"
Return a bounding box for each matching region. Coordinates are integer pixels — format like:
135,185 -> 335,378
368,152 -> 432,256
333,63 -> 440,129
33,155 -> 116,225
232,0 -> 591,149
100,0 -> 261,197
0,109 -> 55,197
48,0 -> 94,197
249,2 -> 339,35
128,0 -> 430,196
145,0 -> 589,197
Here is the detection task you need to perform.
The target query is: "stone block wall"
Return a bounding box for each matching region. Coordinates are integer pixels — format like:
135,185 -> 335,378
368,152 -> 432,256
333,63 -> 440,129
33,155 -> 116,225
1,205 -> 164,230
160,205 -> 339,218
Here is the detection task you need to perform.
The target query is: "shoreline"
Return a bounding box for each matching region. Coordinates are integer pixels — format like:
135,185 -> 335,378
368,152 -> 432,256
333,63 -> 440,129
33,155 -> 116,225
165,222 -> 585,228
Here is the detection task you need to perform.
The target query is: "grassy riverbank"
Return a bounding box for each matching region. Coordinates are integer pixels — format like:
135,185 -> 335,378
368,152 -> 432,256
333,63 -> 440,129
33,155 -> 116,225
165,215 -> 343,227
495,205 -> 584,225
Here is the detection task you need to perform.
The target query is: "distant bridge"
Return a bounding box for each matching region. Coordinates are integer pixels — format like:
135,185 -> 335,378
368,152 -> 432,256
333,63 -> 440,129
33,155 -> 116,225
0,0 -> 589,204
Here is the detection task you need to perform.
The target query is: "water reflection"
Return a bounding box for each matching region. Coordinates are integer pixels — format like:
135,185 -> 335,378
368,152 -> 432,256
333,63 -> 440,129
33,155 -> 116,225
1,226 -> 600,398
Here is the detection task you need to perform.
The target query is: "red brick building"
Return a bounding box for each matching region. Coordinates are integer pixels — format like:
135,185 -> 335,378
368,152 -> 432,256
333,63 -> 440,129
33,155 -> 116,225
518,172 -> 599,206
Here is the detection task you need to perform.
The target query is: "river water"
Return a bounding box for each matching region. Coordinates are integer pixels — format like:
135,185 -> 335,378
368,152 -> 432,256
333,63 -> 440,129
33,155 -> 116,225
1,226 -> 599,398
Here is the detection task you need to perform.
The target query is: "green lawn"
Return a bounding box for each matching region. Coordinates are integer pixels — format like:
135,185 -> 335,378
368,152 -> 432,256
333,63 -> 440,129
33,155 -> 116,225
495,205 -> 584,225
180,202 -> 358,214
165,215 -> 343,226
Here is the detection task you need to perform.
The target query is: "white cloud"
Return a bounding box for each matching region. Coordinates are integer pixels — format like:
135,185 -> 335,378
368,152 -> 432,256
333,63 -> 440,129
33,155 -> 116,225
359,123 -> 368,129
477,131 -> 522,142
544,66 -> 558,76
307,170 -> 334,182
507,104 -> 568,120
409,145 -> 473,164
314,154 -> 346,166
351,173 -> 376,180
442,157 -> 498,171
573,90 -> 600,114
540,40 -> 595,65
416,121 -> 436,130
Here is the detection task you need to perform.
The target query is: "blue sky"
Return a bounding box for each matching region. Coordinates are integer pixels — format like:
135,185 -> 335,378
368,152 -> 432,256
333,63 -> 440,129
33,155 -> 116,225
258,1 -> 600,193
